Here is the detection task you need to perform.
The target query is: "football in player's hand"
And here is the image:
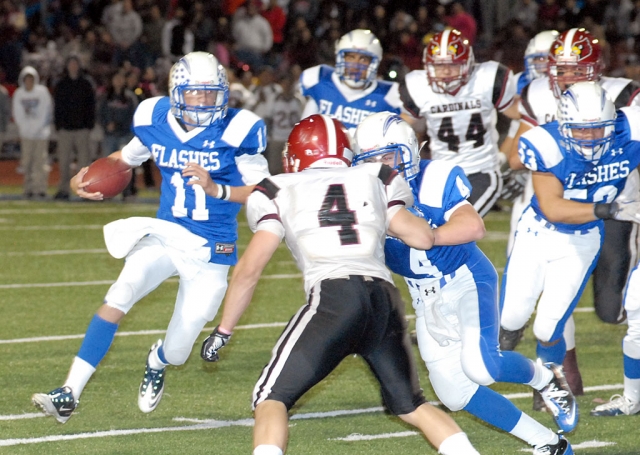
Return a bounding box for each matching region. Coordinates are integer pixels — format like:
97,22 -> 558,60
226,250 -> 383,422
82,157 -> 133,198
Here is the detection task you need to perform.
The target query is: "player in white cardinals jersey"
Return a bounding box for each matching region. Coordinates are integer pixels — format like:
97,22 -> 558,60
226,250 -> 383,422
197,114 -> 483,455
32,52 -> 269,423
352,112 -> 576,453
400,29 -> 520,217
299,29 -> 402,136
500,30 -> 558,213
500,83 -> 640,417
500,28 -> 640,401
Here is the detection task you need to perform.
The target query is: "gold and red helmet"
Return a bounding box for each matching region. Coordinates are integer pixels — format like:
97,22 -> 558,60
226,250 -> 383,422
283,115 -> 354,173
548,28 -> 604,98
422,29 -> 474,95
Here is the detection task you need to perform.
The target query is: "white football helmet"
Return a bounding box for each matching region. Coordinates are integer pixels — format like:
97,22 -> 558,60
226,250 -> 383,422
169,52 -> 229,127
557,81 -> 616,164
524,30 -> 558,81
335,29 -> 383,89
352,112 -> 420,181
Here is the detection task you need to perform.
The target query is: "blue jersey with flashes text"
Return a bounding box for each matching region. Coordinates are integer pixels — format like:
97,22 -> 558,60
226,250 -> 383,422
384,160 -> 475,279
133,97 -> 267,265
518,107 -> 640,232
300,65 -> 401,133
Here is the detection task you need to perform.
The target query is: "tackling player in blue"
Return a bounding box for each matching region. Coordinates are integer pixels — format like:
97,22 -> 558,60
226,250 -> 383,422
500,82 -> 640,417
299,29 -> 403,136
352,112 -> 576,455
31,52 -> 269,423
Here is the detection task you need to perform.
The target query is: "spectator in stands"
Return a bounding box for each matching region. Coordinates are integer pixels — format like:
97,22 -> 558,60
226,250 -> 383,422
251,66 -> 282,133
262,0 -> 287,66
103,0 -> 144,68
285,25 -> 318,70
231,0 -> 273,72
99,69 -> 138,199
192,1 -> 215,52
0,81 -> 9,160
510,0 -> 539,31
446,2 -> 477,45
266,74 -> 302,174
538,0 -> 561,31
161,6 -> 194,63
141,4 -> 165,67
13,66 -> 53,200
53,55 -> 96,200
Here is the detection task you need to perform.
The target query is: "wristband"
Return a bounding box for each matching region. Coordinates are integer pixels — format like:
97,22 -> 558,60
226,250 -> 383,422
215,184 -> 232,201
594,203 -> 613,220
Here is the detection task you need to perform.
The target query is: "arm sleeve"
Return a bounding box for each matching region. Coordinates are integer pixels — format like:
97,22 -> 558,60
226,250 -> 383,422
300,98 -> 319,119
235,153 -> 270,185
493,63 -> 516,112
383,167 -> 414,224
120,136 -> 151,166
518,136 -> 548,173
442,166 -> 473,220
247,189 -> 285,238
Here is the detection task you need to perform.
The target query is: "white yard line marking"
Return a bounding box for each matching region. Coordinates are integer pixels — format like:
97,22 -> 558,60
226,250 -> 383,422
0,207 -> 154,215
0,321 -> 290,345
0,413 -> 45,421
1,249 -> 107,256
0,225 -> 104,231
0,273 -> 302,290
332,431 -> 419,441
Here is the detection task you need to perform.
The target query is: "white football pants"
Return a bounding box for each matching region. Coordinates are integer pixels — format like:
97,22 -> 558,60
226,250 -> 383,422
501,207 -> 602,343
104,235 -> 229,365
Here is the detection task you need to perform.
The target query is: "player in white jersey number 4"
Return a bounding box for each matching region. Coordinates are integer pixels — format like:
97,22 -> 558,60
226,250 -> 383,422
32,52 -> 269,423
197,114 -> 482,455
400,28 -> 521,217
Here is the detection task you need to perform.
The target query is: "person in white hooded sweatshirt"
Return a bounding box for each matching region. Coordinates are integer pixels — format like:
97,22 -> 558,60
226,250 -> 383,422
12,66 -> 53,199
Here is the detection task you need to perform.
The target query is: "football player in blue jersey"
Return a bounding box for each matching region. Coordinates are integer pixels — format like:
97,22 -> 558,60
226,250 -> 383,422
31,52 -> 269,423
298,29 -> 403,136
500,82 -> 640,416
352,112 -> 575,455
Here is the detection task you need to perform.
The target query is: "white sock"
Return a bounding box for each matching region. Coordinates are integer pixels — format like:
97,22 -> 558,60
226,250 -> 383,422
527,359 -> 554,391
63,356 -> 96,399
253,444 -> 283,455
148,344 -> 169,371
438,432 -> 480,455
624,375 -> 640,403
510,412 -> 558,447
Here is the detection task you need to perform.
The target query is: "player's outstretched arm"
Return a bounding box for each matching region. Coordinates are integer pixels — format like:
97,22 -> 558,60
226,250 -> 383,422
182,162 -> 255,204
387,207 -> 435,250
534,171 -> 600,224
433,204 -> 485,246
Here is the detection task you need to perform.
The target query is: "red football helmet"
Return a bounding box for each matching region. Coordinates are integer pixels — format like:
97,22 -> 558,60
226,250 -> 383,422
283,114 -> 354,173
548,28 -> 604,98
423,29 -> 474,95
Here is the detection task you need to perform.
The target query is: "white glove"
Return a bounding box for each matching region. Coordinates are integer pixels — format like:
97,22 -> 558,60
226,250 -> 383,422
611,193 -> 640,223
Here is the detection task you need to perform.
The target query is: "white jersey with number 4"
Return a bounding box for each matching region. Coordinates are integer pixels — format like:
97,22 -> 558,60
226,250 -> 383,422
401,61 -> 516,174
247,164 -> 413,294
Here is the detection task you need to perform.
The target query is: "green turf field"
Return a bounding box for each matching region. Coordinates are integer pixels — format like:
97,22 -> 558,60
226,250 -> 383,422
0,199 -> 635,454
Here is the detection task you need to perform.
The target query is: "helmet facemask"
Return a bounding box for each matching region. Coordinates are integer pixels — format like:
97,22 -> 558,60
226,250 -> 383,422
169,52 -> 229,127
335,49 -> 380,89
352,143 -> 418,181
557,81 -> 616,164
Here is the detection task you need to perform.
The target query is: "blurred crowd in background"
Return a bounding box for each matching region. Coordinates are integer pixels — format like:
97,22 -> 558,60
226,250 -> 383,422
1,0 -> 640,197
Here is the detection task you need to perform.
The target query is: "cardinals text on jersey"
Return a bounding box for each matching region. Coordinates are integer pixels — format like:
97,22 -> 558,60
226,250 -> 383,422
400,61 -> 515,174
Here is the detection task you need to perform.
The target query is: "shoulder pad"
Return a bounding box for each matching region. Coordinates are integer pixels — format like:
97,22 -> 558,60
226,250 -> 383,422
221,109 -> 264,147
133,97 -> 164,127
619,107 -> 640,141
524,124 -> 563,169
